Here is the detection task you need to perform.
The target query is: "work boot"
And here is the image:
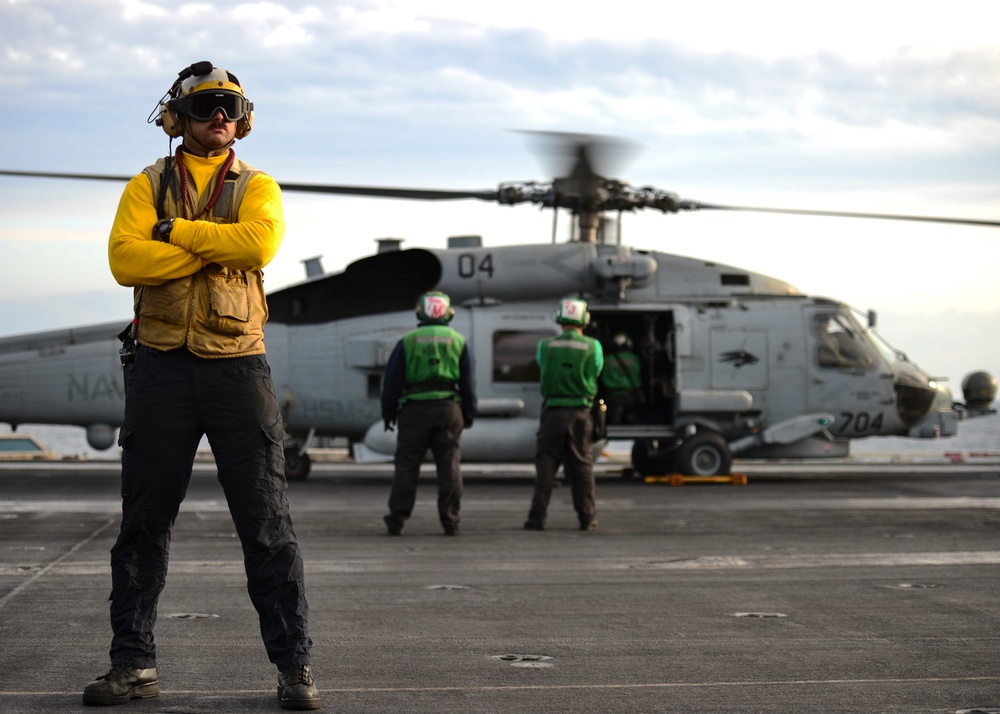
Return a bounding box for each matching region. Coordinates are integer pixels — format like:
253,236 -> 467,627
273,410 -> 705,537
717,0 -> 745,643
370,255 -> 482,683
82,665 -> 159,705
277,664 -> 321,710
443,524 -> 459,536
523,520 -> 546,531
580,519 -> 599,531
384,515 -> 402,536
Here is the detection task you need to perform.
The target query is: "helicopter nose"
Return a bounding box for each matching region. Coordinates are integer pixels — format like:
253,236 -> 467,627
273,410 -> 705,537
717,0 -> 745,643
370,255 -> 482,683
892,363 -> 938,427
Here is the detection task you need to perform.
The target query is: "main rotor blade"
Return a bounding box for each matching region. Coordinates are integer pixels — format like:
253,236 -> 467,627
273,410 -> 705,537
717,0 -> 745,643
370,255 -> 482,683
0,169 -> 133,182
520,130 -> 639,181
689,202 -> 1000,228
276,182 -> 498,202
0,170 -> 498,202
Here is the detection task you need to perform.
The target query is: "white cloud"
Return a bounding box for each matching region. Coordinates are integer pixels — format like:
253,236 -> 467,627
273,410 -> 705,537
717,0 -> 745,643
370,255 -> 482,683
335,0 -> 1000,59
179,4 -> 215,17
230,3 -> 322,47
338,2 -> 435,36
121,0 -> 166,20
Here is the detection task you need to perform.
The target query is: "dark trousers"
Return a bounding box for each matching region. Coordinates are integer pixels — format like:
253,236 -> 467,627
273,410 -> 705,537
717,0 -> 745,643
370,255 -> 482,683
387,399 -> 464,530
528,406 -> 596,526
606,391 -> 641,425
110,345 -> 311,671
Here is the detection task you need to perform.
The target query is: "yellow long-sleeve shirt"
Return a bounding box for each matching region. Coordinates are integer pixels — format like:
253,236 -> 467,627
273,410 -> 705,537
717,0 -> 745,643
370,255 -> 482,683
108,150 -> 285,357
108,151 -> 284,286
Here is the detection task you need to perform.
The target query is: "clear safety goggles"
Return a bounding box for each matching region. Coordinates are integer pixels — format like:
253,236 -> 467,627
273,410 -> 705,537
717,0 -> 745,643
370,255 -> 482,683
174,91 -> 252,122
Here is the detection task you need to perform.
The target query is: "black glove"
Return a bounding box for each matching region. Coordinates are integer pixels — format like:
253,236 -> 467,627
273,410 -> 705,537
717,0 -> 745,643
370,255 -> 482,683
384,419 -> 395,432
463,416 -> 474,429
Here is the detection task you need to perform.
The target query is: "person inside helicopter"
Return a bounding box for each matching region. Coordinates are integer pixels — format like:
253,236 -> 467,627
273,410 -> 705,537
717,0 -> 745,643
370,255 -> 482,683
600,332 -> 644,424
813,313 -> 876,369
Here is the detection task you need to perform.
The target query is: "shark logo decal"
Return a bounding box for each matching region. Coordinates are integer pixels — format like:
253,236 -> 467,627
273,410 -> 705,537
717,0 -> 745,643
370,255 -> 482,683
719,349 -> 760,369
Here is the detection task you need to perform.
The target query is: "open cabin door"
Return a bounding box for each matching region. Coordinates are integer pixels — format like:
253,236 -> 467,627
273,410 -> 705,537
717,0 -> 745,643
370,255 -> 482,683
589,309 -> 678,438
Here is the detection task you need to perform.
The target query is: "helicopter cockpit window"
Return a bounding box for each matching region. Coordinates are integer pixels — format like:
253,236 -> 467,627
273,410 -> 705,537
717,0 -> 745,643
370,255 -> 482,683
493,330 -> 554,383
812,313 -> 877,370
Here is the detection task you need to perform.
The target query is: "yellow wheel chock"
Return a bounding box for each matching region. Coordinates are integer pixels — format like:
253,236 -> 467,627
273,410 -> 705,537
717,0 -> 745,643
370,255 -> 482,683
643,473 -> 748,486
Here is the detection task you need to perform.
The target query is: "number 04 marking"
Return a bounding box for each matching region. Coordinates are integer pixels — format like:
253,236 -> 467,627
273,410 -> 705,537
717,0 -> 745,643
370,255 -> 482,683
458,253 -> 495,279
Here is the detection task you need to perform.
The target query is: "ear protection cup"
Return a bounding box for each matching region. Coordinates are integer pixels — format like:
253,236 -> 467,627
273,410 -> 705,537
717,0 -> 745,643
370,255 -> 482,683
158,101 -> 185,138
235,110 -> 253,139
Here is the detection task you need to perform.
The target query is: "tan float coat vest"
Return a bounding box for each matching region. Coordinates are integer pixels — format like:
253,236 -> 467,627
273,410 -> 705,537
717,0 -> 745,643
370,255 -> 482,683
136,157 -> 267,357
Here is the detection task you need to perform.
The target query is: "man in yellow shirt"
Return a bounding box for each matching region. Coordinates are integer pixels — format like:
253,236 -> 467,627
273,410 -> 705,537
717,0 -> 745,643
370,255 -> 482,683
83,62 -> 319,710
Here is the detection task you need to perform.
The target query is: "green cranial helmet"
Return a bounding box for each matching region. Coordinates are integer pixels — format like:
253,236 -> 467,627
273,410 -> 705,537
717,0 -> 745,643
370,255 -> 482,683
555,297 -> 590,327
416,291 -> 455,324
613,332 -> 633,349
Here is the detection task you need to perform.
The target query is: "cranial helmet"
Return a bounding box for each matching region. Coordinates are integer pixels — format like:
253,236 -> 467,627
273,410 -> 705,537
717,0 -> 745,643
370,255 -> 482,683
416,291 -> 455,324
556,297 -> 590,327
157,61 -> 254,139
613,332 -> 633,349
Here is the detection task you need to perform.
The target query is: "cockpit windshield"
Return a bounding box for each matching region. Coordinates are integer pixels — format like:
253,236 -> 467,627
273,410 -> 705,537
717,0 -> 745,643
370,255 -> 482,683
812,311 -> 879,370
867,327 -> 902,368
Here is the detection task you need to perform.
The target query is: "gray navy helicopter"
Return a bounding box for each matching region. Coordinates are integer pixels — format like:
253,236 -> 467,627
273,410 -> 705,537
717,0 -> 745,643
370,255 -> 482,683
0,132 -> 996,479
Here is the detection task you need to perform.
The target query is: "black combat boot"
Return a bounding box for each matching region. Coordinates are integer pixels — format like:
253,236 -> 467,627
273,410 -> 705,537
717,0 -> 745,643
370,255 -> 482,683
277,664 -> 321,710
82,665 -> 159,705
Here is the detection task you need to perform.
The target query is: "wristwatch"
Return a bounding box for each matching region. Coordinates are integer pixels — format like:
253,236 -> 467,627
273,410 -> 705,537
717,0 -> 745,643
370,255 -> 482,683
153,218 -> 175,242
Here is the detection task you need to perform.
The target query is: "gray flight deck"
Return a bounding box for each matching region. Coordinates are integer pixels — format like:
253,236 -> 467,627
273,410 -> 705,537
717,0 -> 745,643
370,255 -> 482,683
1,460 -> 999,713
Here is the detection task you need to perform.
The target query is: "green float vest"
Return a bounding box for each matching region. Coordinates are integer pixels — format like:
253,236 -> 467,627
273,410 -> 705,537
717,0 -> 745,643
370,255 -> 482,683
601,349 -> 641,397
539,330 -> 599,408
400,324 -> 465,403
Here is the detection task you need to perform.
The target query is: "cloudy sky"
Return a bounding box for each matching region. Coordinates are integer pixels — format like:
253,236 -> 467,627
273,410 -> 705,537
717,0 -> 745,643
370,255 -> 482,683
1,0 -> 998,397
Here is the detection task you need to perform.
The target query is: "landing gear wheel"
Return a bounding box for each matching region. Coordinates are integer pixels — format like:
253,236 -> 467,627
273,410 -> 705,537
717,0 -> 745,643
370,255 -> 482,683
284,446 -> 312,481
675,432 -> 731,476
630,439 -> 676,477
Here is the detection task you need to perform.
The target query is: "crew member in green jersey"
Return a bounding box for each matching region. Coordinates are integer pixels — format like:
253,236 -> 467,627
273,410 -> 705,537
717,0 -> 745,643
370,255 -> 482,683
382,292 -> 477,536
601,332 -> 643,424
524,298 -> 604,531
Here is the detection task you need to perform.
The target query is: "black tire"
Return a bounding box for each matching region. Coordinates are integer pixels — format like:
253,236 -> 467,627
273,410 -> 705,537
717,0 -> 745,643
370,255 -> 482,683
674,432 -> 731,476
284,446 -> 312,481
630,439 -> 675,477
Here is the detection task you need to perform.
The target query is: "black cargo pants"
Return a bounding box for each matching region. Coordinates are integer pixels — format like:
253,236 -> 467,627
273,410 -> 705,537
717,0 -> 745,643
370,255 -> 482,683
110,345 -> 311,671
386,399 -> 464,531
528,406 -> 597,527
